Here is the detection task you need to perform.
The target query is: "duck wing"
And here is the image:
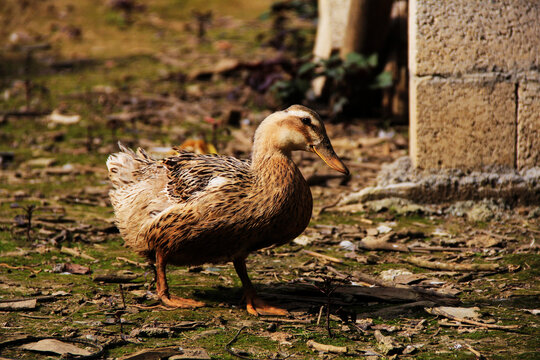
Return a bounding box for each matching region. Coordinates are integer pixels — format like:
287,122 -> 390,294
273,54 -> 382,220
163,151 -> 252,202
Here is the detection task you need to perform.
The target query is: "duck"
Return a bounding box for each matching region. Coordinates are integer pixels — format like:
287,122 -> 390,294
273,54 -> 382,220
106,105 -> 349,315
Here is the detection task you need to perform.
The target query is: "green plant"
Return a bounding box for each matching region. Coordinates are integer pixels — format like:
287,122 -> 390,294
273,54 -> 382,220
271,52 -> 393,117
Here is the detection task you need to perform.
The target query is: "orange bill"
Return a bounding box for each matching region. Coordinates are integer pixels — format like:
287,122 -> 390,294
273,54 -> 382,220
311,142 -> 349,176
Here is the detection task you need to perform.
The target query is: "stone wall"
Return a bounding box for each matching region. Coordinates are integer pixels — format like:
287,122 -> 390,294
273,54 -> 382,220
409,0 -> 540,170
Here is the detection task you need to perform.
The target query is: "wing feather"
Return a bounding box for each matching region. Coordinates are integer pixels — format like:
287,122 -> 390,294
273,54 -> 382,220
163,151 -> 252,202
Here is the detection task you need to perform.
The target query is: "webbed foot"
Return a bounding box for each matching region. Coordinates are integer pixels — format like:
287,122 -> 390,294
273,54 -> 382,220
160,294 -> 205,309
245,293 -> 288,316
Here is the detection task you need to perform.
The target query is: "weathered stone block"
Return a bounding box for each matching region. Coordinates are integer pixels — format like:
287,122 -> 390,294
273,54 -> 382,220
410,0 -> 540,76
410,76 -> 516,169
517,81 -> 540,170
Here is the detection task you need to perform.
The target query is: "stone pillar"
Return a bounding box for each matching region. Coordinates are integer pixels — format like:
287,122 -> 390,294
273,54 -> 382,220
409,0 -> 540,170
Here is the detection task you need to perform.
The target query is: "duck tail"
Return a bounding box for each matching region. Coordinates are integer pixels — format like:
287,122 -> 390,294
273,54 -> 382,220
106,142 -> 152,189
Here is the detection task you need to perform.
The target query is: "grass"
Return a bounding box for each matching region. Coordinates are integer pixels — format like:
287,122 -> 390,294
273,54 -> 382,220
0,1 -> 539,359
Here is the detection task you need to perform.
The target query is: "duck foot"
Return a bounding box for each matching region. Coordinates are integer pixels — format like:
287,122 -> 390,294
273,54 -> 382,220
245,294 -> 288,316
160,295 -> 205,309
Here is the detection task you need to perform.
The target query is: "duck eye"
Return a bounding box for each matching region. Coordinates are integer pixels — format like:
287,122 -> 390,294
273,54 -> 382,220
301,117 -> 311,125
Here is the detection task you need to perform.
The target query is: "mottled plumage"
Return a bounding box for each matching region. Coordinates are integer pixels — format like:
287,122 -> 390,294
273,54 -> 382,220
106,105 -> 348,315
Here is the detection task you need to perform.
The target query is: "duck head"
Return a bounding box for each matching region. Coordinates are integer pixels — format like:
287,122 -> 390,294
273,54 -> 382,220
253,105 -> 349,176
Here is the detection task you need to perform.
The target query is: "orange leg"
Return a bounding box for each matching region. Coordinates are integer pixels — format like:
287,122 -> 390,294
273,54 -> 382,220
233,258 -> 288,316
155,251 -> 204,308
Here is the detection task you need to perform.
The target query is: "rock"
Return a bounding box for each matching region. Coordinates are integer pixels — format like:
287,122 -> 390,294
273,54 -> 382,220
24,158 -> 56,167
376,224 -> 393,234
447,199 -> 503,222
366,197 -> 428,215
169,348 -> 211,360
339,240 -> 356,251
293,235 -> 313,246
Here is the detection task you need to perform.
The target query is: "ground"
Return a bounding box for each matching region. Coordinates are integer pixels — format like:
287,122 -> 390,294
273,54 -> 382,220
0,1 -> 539,359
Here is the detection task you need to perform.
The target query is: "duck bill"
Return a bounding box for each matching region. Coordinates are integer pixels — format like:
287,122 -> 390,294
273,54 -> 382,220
311,142 -> 350,176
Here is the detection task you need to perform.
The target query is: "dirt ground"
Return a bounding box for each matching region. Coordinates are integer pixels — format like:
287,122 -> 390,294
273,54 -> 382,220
0,1 -> 538,359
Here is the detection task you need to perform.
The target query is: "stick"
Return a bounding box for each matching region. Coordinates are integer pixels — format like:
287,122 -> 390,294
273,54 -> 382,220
317,198 -> 342,215
119,284 -> 126,309
406,257 -> 502,272
60,246 -> 97,261
260,318 -> 311,324
409,246 -> 481,253
92,274 -> 139,283
316,306 -> 324,325
350,271 -> 458,302
363,301 -> 436,318
116,257 -> 148,268
302,250 -> 343,264
225,326 -> 260,360
464,343 -> 485,359
307,340 -> 347,354
426,307 -> 520,330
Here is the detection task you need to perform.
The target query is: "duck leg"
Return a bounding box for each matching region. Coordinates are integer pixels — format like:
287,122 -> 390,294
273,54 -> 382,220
233,258 -> 288,316
155,251 -> 205,308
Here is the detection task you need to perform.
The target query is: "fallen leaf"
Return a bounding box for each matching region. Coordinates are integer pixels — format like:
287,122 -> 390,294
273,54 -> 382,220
433,306 -> 481,320
374,330 -> 403,355
20,339 -> 91,356
268,331 -> 293,345
466,235 -> 501,248
52,263 -> 91,275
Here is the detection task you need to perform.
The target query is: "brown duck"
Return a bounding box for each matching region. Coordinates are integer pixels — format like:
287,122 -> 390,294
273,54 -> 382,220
106,105 -> 348,315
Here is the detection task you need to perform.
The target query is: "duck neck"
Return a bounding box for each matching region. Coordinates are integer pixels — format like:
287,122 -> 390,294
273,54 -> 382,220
252,146 -> 294,178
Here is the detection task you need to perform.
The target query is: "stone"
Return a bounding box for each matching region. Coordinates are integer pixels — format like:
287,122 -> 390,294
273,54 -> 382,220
410,76 -> 516,169
517,81 -> 540,170
169,348 -> 211,360
409,0 -> 540,76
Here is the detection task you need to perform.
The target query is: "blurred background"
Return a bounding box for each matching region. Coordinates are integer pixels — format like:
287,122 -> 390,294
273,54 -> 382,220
0,0 -> 409,190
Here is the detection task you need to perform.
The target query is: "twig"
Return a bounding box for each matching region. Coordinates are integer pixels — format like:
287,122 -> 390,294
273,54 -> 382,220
406,257 -> 502,272
225,326 -> 261,360
61,246 -> 97,261
119,284 -> 126,309
130,304 -> 176,311
363,301 -> 436,318
307,340 -> 347,354
67,301 -> 90,317
464,343 -> 485,359
316,305 -> 324,326
116,256 -> 148,268
302,250 -> 343,264
478,229 -> 514,241
426,307 -> 521,331
317,197 -> 342,215
260,317 -> 311,324
18,313 -> 52,319
409,246 -> 481,253
92,273 -> 139,283
0,263 -> 41,274
313,277 -> 342,338
23,204 -> 36,242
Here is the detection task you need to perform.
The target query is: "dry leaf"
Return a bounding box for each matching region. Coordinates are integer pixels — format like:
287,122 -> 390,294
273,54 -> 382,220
20,339 -> 91,356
